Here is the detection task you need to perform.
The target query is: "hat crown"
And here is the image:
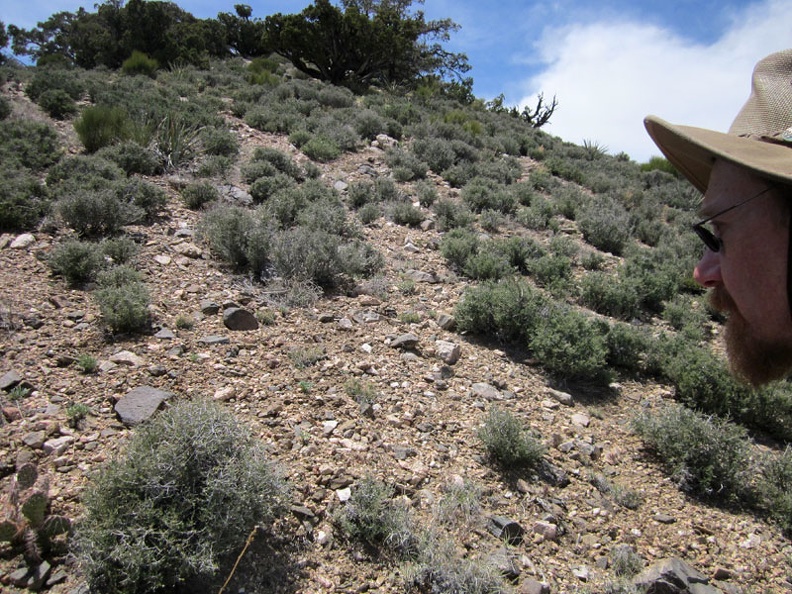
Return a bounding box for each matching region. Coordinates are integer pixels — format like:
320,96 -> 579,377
729,49 -> 792,142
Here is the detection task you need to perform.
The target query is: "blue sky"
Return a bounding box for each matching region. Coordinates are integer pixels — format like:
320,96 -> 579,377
3,0 -> 792,161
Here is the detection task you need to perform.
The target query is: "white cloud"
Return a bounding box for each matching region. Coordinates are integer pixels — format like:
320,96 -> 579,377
518,0 -> 792,162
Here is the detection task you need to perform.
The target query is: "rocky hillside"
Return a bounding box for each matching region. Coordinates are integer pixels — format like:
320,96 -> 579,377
1,65 -> 791,594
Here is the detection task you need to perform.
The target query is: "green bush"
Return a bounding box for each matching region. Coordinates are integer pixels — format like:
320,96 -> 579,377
478,407 -> 546,468
57,189 -> 143,238
96,142 -> 160,176
358,202 -> 380,225
75,398 -> 289,593
455,279 -> 547,344
578,197 -> 633,255
301,135 -> 340,162
432,198 -> 473,231
121,50 -> 159,77
182,182 -> 220,210
0,119 -> 62,171
0,96 -> 11,120
757,447 -> 792,535
270,227 -> 341,288
101,236 -> 139,265
46,155 -> 125,189
250,173 -> 296,204
74,106 -> 131,153
632,404 -> 751,502
462,246 -> 512,281
439,228 -> 479,270
200,127 -> 239,157
579,271 -> 641,320
198,204 -> 257,270
0,167 -> 49,231
116,178 -> 167,221
250,146 -> 303,180
461,177 -> 516,214
415,181 -> 437,207
94,270 -> 150,333
529,304 -> 610,382
25,68 -> 83,103
384,147 -> 427,181
48,240 -> 106,287
604,322 -> 651,372
297,196 -> 352,236
338,240 -> 384,278
526,254 -> 572,291
37,89 -> 77,120
337,475 -> 416,557
387,200 -> 424,227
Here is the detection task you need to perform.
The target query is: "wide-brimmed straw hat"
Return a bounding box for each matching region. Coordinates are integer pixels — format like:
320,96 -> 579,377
645,49 -> 792,194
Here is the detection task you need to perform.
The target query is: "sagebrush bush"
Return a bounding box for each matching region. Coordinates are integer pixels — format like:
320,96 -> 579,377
462,246 -> 513,281
384,147 -> 427,181
461,177 -> 516,214
632,404 -> 751,502
478,407 -> 546,468
75,398 -> 289,593
387,200 -> 424,227
94,274 -> 150,333
757,447 -> 792,535
182,182 -> 220,210
200,126 -> 239,157
250,173 -> 296,204
0,96 -> 11,120
46,155 -> 125,189
74,106 -> 131,153
0,167 -> 49,231
604,322 -> 651,372
37,89 -> 77,120
57,189 -> 143,238
48,240 -> 106,287
301,135 -> 340,162
432,198 -> 473,231
0,119 -> 62,171
96,141 -> 160,175
578,197 -> 633,255
270,227 -> 341,288
337,475 -> 416,557
198,204 -> 257,270
579,271 -> 641,320
529,304 -> 610,382
116,178 -> 167,221
101,236 -> 139,265
25,67 -> 83,102
439,228 -> 479,270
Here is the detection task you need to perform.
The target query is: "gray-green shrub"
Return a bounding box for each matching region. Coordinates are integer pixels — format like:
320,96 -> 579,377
478,407 -> 545,468
48,240 -> 106,287
94,268 -> 150,333
75,398 -> 289,593
182,182 -> 220,210
578,197 -> 632,255
57,189 -> 143,238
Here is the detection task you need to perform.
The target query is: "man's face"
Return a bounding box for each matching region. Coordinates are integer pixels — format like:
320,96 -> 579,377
693,160 -> 792,385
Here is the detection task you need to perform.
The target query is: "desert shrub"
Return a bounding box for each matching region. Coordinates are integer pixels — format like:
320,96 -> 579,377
94,268 -> 150,333
515,198 -> 554,231
358,203 -> 380,225
0,167 -> 49,231
37,89 -> 77,120
455,278 -> 547,344
479,209 -> 506,233
0,96 -> 11,120
47,155 -> 125,190
318,85 -> 355,108
270,227 -> 341,288
288,128 -> 312,148
662,295 -> 707,334
439,228 -> 479,270
372,177 -> 401,202
347,181 -> 375,209
441,161 -> 478,188
338,240 -> 384,278
245,102 -> 300,134
337,476 -> 416,557
435,479 -> 483,527
196,155 -> 233,177
74,106 -> 131,153
250,146 -> 303,179
384,147 -> 427,181
198,204 -> 257,270
403,538 -> 510,594
529,304 -> 610,382
757,447 -> 792,535
48,240 -> 106,287
579,272 -> 641,320
387,201 -> 424,227
267,185 -> 311,228
25,68 -> 83,102
301,135 -> 340,162
249,173 -> 296,204
412,137 -> 456,174
604,322 -> 651,372
75,398 -> 289,593
478,407 -> 545,468
182,182 -> 220,210
462,246 -> 512,281
200,127 -> 239,157
116,178 -> 166,221
415,181 -> 437,207
0,119 -> 61,170
353,108 -> 386,140
432,198 -> 473,231
632,404 -> 751,502
150,114 -> 201,171
526,254 -> 572,291
121,50 -> 158,77
96,141 -> 160,175
101,236 -> 139,265
57,189 -> 143,238
461,177 -> 516,214
241,160 -> 277,184
578,197 -> 633,255
298,196 -> 351,236
476,156 -> 522,185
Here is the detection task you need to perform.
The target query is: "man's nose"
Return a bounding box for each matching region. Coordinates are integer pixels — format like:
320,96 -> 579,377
693,249 -> 722,288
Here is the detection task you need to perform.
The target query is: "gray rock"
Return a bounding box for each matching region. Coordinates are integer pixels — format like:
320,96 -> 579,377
391,333 -> 420,349
22,431 -> 47,449
0,369 -> 23,391
404,269 -> 439,283
352,311 -> 381,324
435,340 -> 461,364
519,577 -> 550,594
435,313 -> 456,331
488,515 -> 525,545
10,233 -> 36,249
155,328 -> 175,340
633,558 -> 721,594
43,436 -> 74,456
333,180 -> 349,192
471,382 -> 501,401
218,184 -> 253,206
223,307 -> 259,331
110,350 -> 145,367
115,386 -> 173,426
199,335 -> 230,345
200,300 -> 221,315
547,387 -> 574,406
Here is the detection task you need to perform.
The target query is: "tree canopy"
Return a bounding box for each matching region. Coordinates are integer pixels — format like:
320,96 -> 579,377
264,0 -> 470,90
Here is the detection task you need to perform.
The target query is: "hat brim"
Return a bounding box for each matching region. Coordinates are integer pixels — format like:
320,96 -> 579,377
644,115 -> 792,194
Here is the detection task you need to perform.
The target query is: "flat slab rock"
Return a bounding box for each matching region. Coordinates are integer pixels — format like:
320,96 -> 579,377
115,386 -> 173,426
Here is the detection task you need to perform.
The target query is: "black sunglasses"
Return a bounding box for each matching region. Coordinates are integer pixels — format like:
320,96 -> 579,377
692,186 -> 774,252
